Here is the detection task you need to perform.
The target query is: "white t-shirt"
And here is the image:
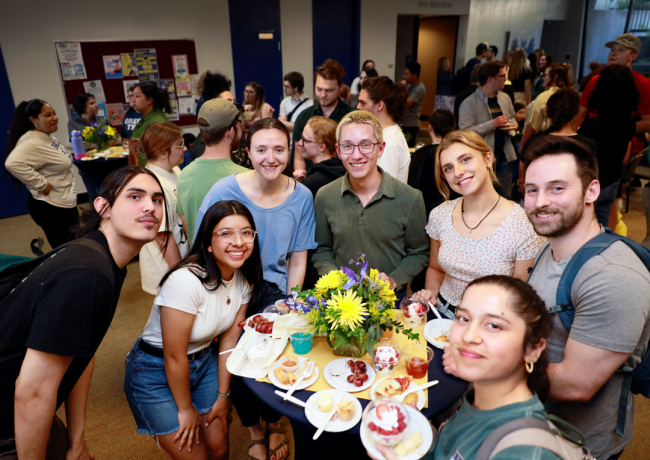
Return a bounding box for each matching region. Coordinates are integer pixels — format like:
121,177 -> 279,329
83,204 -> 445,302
279,94 -> 313,125
140,164 -> 189,295
350,76 -> 361,95
378,125 -> 411,183
141,266 -> 253,354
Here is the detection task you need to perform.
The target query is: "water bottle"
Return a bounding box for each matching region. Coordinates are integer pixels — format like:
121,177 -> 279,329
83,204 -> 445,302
71,130 -> 85,160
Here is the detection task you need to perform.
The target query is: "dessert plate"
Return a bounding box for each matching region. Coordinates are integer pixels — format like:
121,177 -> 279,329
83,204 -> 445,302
268,356 -> 320,390
423,319 -> 454,349
361,404 -> 434,460
243,312 -> 278,335
305,389 -> 362,432
323,357 -> 376,392
369,377 -> 426,410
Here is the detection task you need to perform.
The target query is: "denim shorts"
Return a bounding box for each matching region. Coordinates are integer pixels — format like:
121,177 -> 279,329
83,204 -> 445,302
124,338 -> 220,436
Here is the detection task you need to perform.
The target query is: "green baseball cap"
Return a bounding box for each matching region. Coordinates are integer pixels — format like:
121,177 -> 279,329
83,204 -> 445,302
605,34 -> 641,53
197,99 -> 251,131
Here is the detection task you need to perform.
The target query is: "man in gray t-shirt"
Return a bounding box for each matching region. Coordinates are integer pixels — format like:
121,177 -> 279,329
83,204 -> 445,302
523,136 -> 650,460
401,62 -> 426,148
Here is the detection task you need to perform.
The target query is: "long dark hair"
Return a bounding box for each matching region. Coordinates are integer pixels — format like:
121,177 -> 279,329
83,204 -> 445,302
587,64 -> 640,117
246,118 -> 294,178
136,81 -> 171,113
545,88 -> 580,134
6,99 -> 47,154
74,166 -> 170,253
465,275 -> 552,401
160,200 -> 262,306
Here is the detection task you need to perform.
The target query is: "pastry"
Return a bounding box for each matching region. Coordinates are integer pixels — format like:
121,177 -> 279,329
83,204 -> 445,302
274,368 -> 289,385
394,442 -> 407,457
403,392 -> 418,406
286,372 -> 297,384
375,378 -> 400,397
409,431 -> 423,448
317,392 -> 333,412
336,400 -> 355,421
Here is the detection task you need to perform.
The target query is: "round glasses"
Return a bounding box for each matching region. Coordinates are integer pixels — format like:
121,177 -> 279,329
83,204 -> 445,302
213,229 -> 257,244
338,142 -> 380,155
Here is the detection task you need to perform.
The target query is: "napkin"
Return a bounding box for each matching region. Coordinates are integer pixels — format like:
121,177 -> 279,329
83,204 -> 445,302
226,329 -> 289,378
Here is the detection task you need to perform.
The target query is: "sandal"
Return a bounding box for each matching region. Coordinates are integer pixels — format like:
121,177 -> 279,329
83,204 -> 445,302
248,438 -> 269,460
266,426 -> 290,460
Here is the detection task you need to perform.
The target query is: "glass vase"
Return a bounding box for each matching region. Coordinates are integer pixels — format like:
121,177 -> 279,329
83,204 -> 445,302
327,335 -> 367,358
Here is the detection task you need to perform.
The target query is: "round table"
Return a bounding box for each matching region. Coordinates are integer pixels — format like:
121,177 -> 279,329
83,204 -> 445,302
73,156 -> 128,203
243,311 -> 468,460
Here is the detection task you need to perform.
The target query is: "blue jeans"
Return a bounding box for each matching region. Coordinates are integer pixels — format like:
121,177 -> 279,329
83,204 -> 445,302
124,338 -> 220,436
596,180 -> 619,227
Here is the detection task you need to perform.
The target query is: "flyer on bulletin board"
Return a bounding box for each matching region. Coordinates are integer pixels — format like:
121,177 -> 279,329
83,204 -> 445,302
103,55 -> 123,79
178,97 -> 194,115
83,80 -> 106,104
56,42 -> 87,80
190,74 -> 200,96
168,100 -> 179,121
105,103 -> 125,125
172,55 -> 191,96
121,53 -> 138,77
135,48 -> 159,81
158,79 -> 176,100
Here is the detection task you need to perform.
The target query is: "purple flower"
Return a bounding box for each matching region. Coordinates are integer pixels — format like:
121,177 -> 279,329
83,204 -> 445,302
341,266 -> 358,290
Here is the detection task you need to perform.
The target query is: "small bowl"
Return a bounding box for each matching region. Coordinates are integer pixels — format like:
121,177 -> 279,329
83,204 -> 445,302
243,336 -> 275,369
280,354 -> 300,373
372,338 -> 402,376
399,296 -> 427,326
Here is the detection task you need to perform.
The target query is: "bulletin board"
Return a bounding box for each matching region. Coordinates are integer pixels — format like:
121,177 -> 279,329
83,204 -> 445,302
54,39 -> 199,127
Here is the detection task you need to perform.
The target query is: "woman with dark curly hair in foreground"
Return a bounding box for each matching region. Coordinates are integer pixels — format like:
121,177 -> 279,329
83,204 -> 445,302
579,64 -> 640,227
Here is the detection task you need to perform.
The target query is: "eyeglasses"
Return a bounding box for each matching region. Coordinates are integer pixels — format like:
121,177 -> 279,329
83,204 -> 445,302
301,137 -> 319,144
171,142 -> 185,150
338,142 -> 381,155
213,229 -> 257,244
127,94 -> 134,99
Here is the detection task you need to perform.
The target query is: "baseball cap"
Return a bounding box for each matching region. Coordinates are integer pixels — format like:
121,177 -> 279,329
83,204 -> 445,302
605,33 -> 641,53
197,99 -> 251,131
476,42 -> 489,54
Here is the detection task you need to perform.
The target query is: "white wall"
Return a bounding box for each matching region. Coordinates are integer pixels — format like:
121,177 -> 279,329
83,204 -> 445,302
280,0 -> 314,98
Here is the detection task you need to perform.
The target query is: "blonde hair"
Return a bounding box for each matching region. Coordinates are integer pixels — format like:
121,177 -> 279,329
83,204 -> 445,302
307,116 -> 338,156
508,48 -> 529,81
434,129 -> 499,199
336,110 -> 383,144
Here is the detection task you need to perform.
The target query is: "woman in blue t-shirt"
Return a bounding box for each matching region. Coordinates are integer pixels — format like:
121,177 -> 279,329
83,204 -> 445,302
372,275 -> 562,460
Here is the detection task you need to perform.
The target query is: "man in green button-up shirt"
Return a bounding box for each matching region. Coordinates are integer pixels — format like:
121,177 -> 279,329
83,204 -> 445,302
312,111 -> 429,293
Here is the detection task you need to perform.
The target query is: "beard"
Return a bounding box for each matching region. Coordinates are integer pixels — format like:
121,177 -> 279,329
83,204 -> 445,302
527,202 -> 585,238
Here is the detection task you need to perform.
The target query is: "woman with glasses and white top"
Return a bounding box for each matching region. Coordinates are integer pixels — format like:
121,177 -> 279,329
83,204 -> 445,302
131,121 -> 189,294
413,130 -> 542,318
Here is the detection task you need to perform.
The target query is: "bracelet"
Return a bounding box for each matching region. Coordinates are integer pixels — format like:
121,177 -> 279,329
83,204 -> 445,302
217,390 -> 231,398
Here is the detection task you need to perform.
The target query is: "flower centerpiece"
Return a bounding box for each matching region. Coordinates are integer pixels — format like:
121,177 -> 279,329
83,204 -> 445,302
287,254 -> 419,358
81,120 -> 117,155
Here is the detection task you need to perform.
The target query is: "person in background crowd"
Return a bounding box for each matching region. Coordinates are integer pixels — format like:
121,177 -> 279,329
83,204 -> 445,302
292,59 -> 354,171
197,119 -> 316,460
130,121 -> 189,295
177,99 -> 249,247
402,62 -> 427,148
67,93 -> 101,140
486,44 -> 499,62
350,59 -> 375,96
340,84 -> 350,104
313,110 -> 429,300
532,54 -> 553,100
508,48 -> 534,105
124,200 -> 261,460
278,71 -> 313,134
130,81 -> 171,144
5,99 -> 79,249
295,116 -> 345,197
527,52 -> 539,93
0,166 -> 165,460
435,57 -> 455,112
513,102 -> 526,131
579,61 -> 606,92
413,129 -> 542,318
243,82 -> 274,130
459,62 -> 517,199
579,65 -> 639,228
357,76 -> 411,182
454,64 -> 481,123
521,136 -> 650,460
467,42 -> 489,71
121,84 -> 144,139
519,63 -> 574,155
347,67 -> 378,110
180,132 -> 196,169
195,71 -> 234,116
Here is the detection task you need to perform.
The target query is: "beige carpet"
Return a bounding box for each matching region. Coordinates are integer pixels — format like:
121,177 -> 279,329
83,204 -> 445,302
1,189 -> 649,459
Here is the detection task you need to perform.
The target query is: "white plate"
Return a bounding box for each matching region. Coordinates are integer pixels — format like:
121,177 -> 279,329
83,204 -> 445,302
268,356 -> 320,390
361,404 -> 434,460
369,377 -> 426,410
323,358 -> 376,392
424,319 -> 454,349
80,156 -> 99,161
243,312 -> 278,335
305,389 -> 362,432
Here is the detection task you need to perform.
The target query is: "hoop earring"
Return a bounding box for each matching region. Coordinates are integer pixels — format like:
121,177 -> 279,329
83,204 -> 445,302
526,361 -> 534,374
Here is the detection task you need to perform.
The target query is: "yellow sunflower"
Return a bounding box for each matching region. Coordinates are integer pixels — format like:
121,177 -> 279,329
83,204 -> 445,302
315,270 -> 346,296
368,269 -> 397,302
326,290 -> 368,330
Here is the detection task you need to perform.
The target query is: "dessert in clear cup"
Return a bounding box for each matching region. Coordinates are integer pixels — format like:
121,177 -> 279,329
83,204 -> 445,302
399,296 -> 427,326
243,335 -> 274,369
363,399 -> 409,447
372,338 -> 401,376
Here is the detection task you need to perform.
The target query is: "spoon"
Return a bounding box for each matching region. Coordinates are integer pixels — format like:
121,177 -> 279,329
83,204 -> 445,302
427,301 -> 444,335
394,380 -> 439,404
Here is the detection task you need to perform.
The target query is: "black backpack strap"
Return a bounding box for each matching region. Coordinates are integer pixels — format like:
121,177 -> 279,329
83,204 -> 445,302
287,97 -> 309,121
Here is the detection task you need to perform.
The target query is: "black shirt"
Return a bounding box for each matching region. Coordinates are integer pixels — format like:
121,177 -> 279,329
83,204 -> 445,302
487,96 -> 507,163
0,231 -> 126,438
302,158 -> 347,198
408,144 -> 460,217
454,85 -> 478,123
511,69 -> 535,92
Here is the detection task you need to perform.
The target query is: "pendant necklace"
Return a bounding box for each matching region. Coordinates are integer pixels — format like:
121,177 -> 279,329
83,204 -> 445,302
461,195 -> 501,234
222,278 -> 233,305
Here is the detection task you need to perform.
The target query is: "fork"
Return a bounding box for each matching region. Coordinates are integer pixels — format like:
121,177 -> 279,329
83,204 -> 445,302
284,360 -> 315,399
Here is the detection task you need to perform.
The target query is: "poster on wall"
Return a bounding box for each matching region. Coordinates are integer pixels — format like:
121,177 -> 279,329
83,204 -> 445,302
105,103 -> 125,125
178,97 -> 194,115
135,48 -> 159,81
123,80 -> 138,101
158,79 -> 176,100
55,42 -> 87,80
97,103 -> 107,118
172,55 -> 192,96
103,55 -> 123,79
121,53 -> 138,77
168,100 -> 179,121
83,80 -> 106,104
191,74 -> 201,96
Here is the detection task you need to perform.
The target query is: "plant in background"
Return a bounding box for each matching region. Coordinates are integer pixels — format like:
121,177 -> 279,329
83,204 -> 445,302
287,253 -> 419,357
81,119 -> 117,154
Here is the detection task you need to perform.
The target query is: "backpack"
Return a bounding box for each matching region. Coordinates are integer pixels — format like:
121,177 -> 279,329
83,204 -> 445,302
475,414 -> 594,460
529,228 -> 650,436
451,65 -> 472,95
